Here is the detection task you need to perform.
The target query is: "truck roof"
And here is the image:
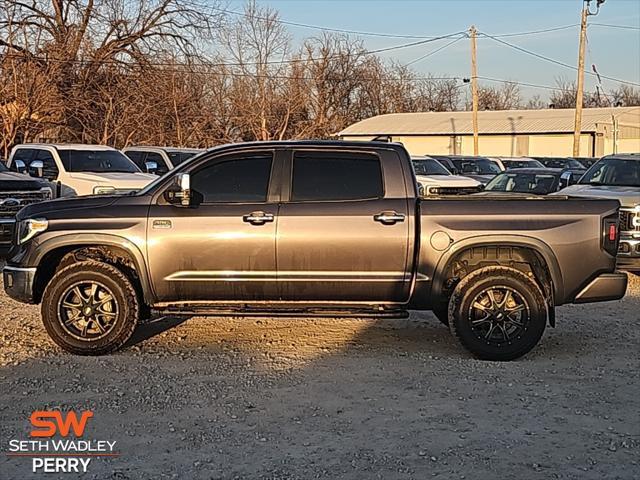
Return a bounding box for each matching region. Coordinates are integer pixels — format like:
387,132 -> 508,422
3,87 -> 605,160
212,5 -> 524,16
124,146 -> 203,153
14,143 -> 118,151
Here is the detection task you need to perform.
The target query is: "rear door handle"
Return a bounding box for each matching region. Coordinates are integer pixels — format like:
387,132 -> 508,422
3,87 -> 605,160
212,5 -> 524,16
374,211 -> 405,225
243,211 -> 274,225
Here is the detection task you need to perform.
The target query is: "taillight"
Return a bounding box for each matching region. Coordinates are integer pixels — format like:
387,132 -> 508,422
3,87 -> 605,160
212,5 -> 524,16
602,213 -> 619,256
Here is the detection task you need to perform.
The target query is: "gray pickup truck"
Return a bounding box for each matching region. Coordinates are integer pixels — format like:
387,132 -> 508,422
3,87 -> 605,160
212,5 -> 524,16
2,141 -> 627,361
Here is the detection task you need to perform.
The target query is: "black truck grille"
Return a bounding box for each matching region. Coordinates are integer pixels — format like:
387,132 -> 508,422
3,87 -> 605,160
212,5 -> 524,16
0,220 -> 15,245
0,190 -> 49,218
619,209 -> 640,233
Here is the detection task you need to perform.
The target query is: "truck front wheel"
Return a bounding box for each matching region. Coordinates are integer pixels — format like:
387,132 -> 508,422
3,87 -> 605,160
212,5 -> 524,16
448,266 -> 546,361
41,260 -> 140,355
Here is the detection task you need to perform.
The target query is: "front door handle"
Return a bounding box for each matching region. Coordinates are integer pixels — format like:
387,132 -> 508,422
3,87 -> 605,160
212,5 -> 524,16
374,211 -> 405,225
243,211 -> 274,225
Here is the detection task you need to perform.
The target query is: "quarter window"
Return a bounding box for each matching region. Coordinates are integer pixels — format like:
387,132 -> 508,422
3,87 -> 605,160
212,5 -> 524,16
291,152 -> 383,201
191,154 -> 273,203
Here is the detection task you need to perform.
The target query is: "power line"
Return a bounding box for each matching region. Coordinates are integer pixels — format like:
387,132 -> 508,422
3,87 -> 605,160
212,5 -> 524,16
477,76 -> 562,92
214,6 -> 591,40
211,6 -> 441,39
1,32 -> 466,68
405,36 -> 465,66
591,23 -> 640,31
490,24 -> 579,37
480,32 -> 640,87
1,52 -> 462,82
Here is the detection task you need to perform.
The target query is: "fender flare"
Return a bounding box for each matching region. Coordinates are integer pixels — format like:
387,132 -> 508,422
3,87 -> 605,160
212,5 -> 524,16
428,234 -> 564,303
32,233 -> 155,304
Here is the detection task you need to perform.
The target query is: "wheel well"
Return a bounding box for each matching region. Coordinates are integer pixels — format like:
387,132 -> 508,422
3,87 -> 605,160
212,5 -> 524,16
33,245 -> 144,304
437,245 -> 554,320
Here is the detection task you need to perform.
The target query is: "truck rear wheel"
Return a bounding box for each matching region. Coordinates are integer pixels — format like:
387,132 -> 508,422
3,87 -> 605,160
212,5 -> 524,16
41,261 -> 140,355
448,266 -> 546,361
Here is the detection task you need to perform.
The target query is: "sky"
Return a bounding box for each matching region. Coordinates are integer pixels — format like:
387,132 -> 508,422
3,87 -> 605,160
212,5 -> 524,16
227,0 -> 640,102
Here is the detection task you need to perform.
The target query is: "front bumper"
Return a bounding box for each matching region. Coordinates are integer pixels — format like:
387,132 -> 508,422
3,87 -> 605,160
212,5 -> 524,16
2,266 -> 36,303
617,234 -> 640,271
573,273 -> 628,304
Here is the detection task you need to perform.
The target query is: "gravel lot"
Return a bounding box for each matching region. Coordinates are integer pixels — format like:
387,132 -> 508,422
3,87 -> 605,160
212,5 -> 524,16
1,270 -> 639,480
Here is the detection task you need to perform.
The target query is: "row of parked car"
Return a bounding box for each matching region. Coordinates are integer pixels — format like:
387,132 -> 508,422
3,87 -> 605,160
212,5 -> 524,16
412,154 -> 594,196
0,144 -> 201,255
412,152 -> 640,272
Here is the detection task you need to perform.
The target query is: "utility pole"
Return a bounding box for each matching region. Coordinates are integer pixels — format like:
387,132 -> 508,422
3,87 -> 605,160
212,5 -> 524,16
470,26 -> 479,155
573,0 -> 605,156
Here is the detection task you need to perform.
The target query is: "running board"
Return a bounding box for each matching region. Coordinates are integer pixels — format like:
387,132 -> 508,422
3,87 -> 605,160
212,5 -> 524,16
153,305 -> 409,319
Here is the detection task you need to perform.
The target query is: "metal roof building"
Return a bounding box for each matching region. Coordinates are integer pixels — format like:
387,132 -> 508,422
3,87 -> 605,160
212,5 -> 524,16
338,107 -> 640,157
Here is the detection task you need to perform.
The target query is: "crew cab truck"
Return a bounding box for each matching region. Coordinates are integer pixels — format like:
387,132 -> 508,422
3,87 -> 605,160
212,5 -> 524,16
6,144 -> 157,197
2,141 -> 628,361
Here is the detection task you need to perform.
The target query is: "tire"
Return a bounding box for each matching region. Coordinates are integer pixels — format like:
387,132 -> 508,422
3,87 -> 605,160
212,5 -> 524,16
41,260 -> 140,355
431,301 -> 450,326
448,266 -> 547,361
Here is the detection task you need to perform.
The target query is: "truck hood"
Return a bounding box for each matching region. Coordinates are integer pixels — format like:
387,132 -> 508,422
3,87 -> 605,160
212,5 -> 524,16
16,195 -> 119,220
557,184 -> 640,207
66,171 -> 157,188
416,174 -> 480,187
0,170 -> 51,190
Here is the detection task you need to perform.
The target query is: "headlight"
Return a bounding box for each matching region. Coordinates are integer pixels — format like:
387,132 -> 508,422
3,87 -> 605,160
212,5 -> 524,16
18,218 -> 48,244
40,186 -> 52,199
93,186 -> 116,195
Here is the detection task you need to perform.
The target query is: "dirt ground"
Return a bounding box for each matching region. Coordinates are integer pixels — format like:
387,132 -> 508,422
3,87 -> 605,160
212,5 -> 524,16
1,273 -> 639,480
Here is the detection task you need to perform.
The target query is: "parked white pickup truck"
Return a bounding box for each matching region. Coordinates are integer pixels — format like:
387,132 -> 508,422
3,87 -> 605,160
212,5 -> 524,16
412,156 -> 482,196
7,144 -> 157,197
123,146 -> 203,176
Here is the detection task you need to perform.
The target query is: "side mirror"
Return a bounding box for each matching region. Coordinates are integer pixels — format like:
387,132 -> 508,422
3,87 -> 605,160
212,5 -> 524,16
14,159 -> 27,174
164,173 -> 191,206
558,171 -> 575,189
145,161 -> 158,174
28,160 -> 44,178
451,167 -> 460,175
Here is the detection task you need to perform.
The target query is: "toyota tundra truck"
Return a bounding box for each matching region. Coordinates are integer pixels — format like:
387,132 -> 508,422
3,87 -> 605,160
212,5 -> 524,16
2,141 -> 628,361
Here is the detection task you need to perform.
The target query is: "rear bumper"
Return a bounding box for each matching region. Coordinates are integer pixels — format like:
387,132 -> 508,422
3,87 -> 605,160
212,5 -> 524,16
573,273 -> 628,304
2,266 -> 36,303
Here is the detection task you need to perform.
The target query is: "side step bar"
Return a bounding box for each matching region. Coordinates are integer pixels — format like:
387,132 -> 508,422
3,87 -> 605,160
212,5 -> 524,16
153,306 -> 409,319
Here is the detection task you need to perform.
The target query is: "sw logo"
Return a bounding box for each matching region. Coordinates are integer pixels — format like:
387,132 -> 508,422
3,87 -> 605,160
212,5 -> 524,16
30,410 -> 94,437
7,410 -> 118,474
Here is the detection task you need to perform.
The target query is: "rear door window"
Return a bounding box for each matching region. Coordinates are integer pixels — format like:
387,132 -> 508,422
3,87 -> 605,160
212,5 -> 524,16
291,151 -> 383,202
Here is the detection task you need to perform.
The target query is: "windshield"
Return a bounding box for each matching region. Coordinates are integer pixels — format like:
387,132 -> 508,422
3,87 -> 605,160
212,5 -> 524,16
539,158 -> 584,169
168,151 -> 199,166
451,158 -> 501,175
57,149 -> 141,173
0,161 -> 7,172
502,159 -> 544,169
412,158 -> 450,176
579,158 -> 640,187
485,172 -> 559,194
